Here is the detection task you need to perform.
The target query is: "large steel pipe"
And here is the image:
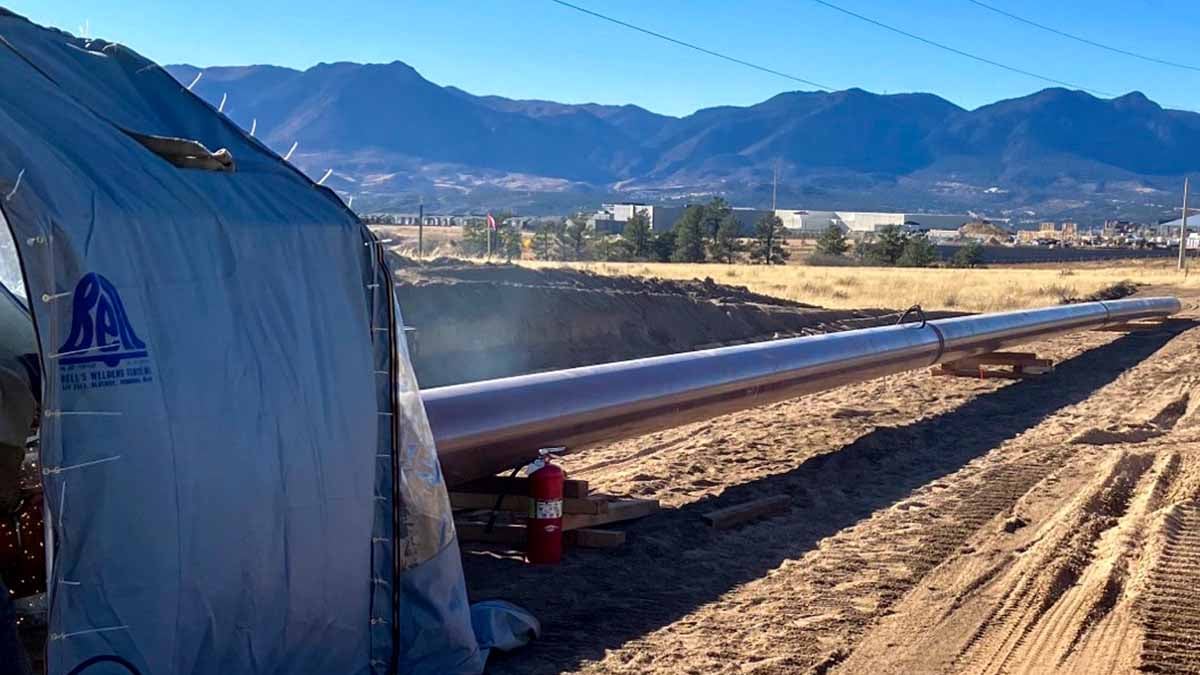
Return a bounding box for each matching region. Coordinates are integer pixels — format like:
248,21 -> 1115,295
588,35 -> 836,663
423,296 -> 1181,486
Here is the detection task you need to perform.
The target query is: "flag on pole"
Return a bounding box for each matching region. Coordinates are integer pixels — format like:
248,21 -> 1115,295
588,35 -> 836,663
487,213 -> 497,230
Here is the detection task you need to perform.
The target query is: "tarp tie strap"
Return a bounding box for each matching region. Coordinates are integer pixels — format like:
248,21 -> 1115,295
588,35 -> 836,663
48,344 -> 125,360
41,291 -> 70,303
44,410 -> 122,417
50,626 -> 129,641
5,168 -> 23,201
43,455 -> 122,475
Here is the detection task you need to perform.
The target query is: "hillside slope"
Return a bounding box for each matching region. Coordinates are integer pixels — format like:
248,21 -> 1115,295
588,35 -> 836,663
168,62 -> 1200,220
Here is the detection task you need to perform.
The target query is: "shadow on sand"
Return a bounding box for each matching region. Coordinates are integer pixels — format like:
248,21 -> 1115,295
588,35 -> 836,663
464,320 -> 1192,674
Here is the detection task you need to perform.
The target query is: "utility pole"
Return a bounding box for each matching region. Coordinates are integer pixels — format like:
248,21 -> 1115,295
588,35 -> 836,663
1180,177 -> 1190,271
772,159 -> 779,211
417,197 -> 424,260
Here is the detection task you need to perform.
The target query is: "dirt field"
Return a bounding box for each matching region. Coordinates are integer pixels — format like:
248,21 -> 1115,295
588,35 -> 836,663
463,282 -> 1200,673
522,259 -> 1200,312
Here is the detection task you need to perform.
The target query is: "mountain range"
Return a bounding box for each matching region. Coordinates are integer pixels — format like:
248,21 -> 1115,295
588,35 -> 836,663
166,61 -> 1200,222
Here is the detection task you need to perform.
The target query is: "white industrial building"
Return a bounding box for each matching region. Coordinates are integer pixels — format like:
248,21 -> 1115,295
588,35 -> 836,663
835,211 -> 974,233
590,203 -> 686,233
774,210 -> 844,235
592,204 -> 980,238
773,210 -> 977,236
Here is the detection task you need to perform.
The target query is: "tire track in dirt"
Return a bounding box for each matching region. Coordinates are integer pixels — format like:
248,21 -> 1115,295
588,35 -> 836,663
469,317 -> 1194,674
838,321 -> 1200,675
1139,500 -> 1200,673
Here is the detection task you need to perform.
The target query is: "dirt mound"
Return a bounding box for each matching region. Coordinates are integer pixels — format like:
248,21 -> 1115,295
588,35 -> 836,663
959,220 -> 1011,237
390,255 -> 904,387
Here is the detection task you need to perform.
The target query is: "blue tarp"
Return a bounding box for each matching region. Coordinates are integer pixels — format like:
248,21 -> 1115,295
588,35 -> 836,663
0,9 -> 480,673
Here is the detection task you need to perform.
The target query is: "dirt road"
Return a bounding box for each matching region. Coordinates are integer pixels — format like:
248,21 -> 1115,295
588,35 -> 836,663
464,289 -> 1200,673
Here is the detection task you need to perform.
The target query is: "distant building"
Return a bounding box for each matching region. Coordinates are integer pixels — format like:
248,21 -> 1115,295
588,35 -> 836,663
590,204 -> 983,239
730,208 -> 775,236
832,211 -> 974,233
774,210 -> 845,236
925,229 -> 961,243
590,203 -> 686,233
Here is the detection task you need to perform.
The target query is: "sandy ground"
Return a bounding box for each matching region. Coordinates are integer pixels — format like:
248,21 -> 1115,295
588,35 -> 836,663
464,285 -> 1200,674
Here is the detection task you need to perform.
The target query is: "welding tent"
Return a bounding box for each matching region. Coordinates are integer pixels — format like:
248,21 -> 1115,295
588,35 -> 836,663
0,9 -> 485,674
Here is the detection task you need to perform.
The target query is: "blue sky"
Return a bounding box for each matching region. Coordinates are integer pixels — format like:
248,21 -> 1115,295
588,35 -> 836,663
12,0 -> 1200,116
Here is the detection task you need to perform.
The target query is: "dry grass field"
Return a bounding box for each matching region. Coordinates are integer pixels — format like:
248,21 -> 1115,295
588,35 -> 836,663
521,259 -> 1200,312
370,224 -> 1200,311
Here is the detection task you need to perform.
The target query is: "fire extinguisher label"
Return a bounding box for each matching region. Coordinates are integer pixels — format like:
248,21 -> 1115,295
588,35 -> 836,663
533,499 -> 563,519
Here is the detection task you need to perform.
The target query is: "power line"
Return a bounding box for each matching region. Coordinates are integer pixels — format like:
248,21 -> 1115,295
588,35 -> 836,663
547,0 -> 835,91
808,0 -> 1115,97
965,0 -> 1200,73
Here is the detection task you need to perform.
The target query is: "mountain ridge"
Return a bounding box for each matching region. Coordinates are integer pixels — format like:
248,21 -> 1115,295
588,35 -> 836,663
165,61 -> 1199,221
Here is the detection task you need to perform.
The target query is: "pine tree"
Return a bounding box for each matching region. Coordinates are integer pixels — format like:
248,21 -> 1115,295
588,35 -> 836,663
897,233 -> 937,267
563,215 -> 590,261
531,222 -> 560,260
951,240 -> 984,268
460,219 -> 490,257
651,229 -> 676,262
815,225 -> 849,257
749,213 -> 790,265
873,224 -> 909,264
500,223 -> 523,262
622,209 -> 652,259
710,214 -> 742,263
702,197 -> 732,247
671,205 -> 707,262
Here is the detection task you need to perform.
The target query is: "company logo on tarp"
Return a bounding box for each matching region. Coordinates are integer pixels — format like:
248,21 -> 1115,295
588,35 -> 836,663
58,273 -> 153,391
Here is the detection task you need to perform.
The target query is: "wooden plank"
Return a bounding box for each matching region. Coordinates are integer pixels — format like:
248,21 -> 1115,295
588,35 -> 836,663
449,491 -> 609,515
456,476 -> 589,499
703,495 -> 791,530
948,352 -> 1051,368
563,498 -> 660,531
455,522 -> 627,549
455,522 -> 526,545
1094,319 -> 1166,332
934,365 -> 1027,380
568,528 -> 626,549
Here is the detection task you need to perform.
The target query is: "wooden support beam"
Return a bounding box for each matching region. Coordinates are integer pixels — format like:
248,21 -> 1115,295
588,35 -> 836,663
455,522 -> 526,545
454,522 -> 626,549
456,476 -> 590,499
702,495 -> 791,530
562,498 -> 659,531
569,528 -> 626,549
449,491 -> 609,515
947,352 -> 1052,369
934,350 -> 1054,380
1094,319 -> 1167,333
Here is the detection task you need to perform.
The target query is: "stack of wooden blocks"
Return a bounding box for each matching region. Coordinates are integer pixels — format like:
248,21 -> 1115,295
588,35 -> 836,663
451,475 -> 659,550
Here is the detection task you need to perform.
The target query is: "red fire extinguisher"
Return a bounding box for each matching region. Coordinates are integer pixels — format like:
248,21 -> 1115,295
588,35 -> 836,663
527,456 -> 565,565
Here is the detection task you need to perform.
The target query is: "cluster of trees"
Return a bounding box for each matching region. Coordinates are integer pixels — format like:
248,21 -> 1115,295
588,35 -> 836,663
473,198 -> 789,265
812,223 -> 982,268
463,213 -> 595,262
624,198 -> 789,265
